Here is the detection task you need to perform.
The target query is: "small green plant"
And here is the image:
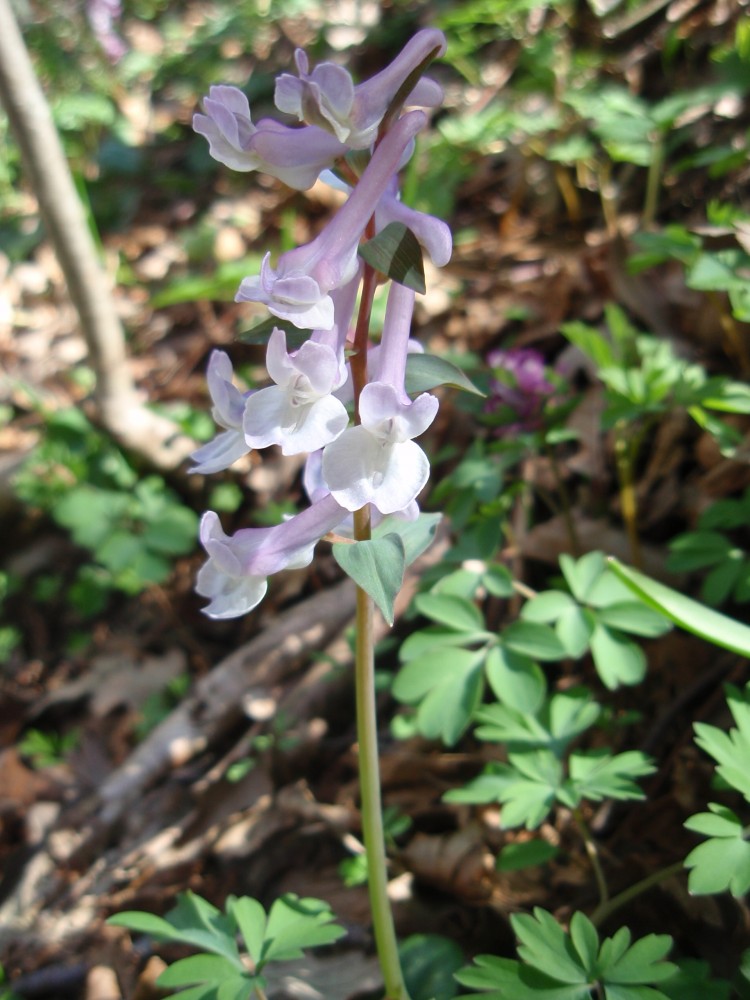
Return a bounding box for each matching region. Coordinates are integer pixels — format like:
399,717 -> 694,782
18,727 -> 79,769
108,890 -> 345,1000
455,909 -> 678,1000
684,682 -> 750,897
668,489 -> 750,607
13,407 -> 198,606
561,303 -> 750,564
392,551 -> 670,746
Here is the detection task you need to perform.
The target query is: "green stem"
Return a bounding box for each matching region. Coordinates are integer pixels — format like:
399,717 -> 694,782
590,860 -> 684,927
614,422 -> 642,569
354,511 -> 410,1000
349,258 -> 410,1000
573,809 -> 609,909
642,133 -> 664,229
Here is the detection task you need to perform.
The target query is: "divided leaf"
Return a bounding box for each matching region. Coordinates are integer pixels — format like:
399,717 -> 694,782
456,909 -> 676,999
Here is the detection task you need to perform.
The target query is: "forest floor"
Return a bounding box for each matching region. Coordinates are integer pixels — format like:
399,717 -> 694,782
1,1 -> 750,997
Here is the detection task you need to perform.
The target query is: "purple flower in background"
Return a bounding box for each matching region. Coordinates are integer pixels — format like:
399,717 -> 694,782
87,0 -> 126,62
486,348 -> 555,434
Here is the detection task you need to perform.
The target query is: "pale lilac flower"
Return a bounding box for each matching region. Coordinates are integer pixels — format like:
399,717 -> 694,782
236,111 -> 426,329
197,494 -> 347,618
242,328 -> 349,455
322,382 -> 438,514
193,86 -> 347,190
274,29 -> 446,149
486,347 -> 555,435
190,350 -> 250,475
87,0 -> 127,62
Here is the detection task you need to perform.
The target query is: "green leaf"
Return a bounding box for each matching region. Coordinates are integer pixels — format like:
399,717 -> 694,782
475,688 -> 600,757
691,838 -> 749,898
496,840 -> 559,872
415,592 -> 485,632
227,896 -> 266,965
560,552 -> 608,603
156,955 -> 244,988
595,602 -> 671,638
502,621 -> 568,661
107,910 -> 181,939
152,256 -> 264,308
260,895 -> 345,966
394,649 -> 486,745
333,534 -> 405,625
399,624 -> 485,660
659,959 -> 732,1000
373,511 -> 441,565
109,892 -> 241,965
604,934 -> 676,983
608,558 -> 750,657
521,591 -> 578,623
399,934 -> 465,1000
590,624 -> 647,689
556,605 -> 596,659
404,352 -> 485,396
569,912 -> 600,972
455,953 -> 587,999
568,749 -> 655,802
513,909 -> 588,983
485,645 -> 547,714
358,222 -> 426,293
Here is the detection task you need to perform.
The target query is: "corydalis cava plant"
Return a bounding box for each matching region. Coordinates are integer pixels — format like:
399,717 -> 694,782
191,31 -> 450,620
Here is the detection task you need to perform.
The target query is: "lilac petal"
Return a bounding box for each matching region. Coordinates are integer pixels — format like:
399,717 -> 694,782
373,439 -> 430,515
322,425 -> 383,511
376,283 -> 415,393
359,382 -> 438,442
242,386 -> 291,450
407,77 -> 444,109
265,327 -> 296,387
206,350 -> 246,428
249,120 -> 347,190
190,429 -> 249,475
322,428 -> 430,514
196,560 -> 268,619
293,339 -> 346,394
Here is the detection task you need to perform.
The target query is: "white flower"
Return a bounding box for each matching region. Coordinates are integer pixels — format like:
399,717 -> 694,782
243,328 -> 349,455
322,382 -> 438,514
